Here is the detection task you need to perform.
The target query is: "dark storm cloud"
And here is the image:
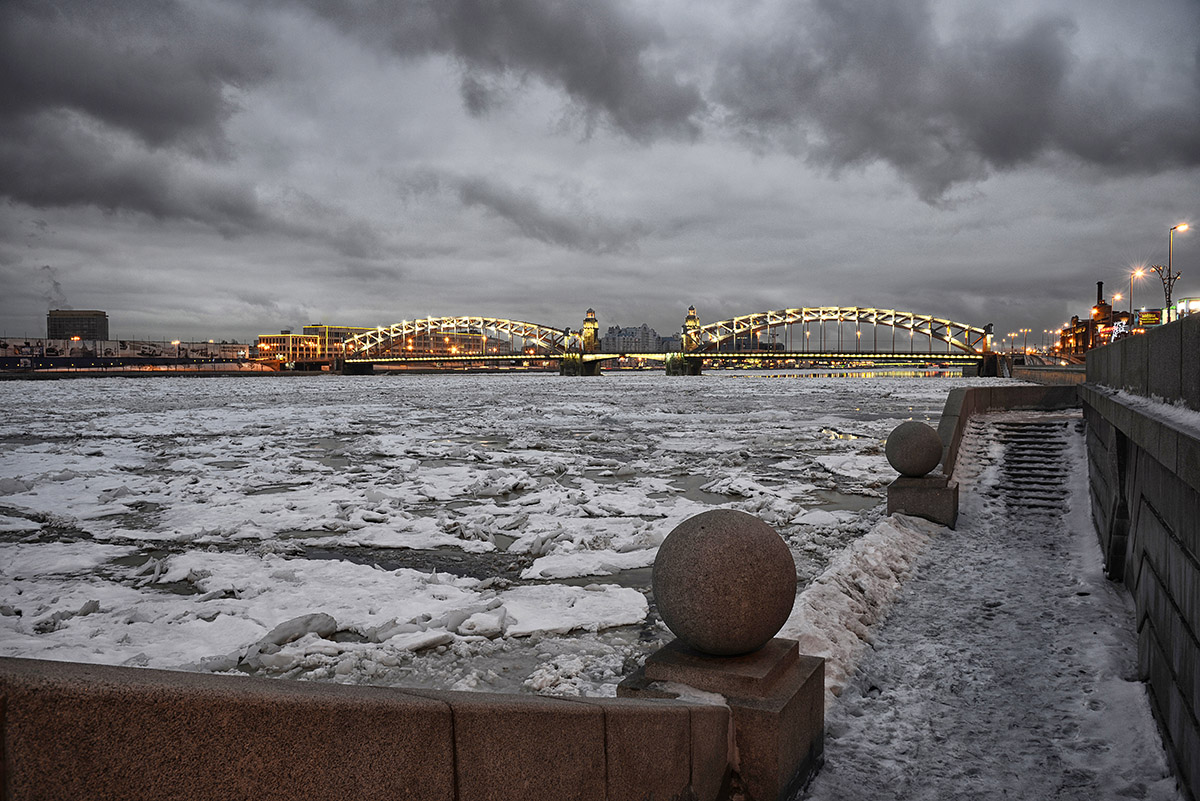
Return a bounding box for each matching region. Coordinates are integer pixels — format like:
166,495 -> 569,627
714,0 -> 1200,201
0,113 -> 264,233
0,0 -> 271,153
0,0 -> 273,226
296,0 -> 705,140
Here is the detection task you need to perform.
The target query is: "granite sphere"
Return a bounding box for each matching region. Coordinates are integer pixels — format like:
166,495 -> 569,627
652,509 -> 797,656
885,421 -> 943,477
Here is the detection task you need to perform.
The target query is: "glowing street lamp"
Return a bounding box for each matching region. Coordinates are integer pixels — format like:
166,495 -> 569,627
1128,267 -> 1145,316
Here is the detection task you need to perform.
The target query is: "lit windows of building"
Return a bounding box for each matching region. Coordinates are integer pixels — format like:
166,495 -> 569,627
301,325 -> 376,360
254,331 -> 321,364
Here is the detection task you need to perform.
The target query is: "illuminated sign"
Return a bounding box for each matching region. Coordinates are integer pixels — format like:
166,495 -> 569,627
1137,310 -> 1162,327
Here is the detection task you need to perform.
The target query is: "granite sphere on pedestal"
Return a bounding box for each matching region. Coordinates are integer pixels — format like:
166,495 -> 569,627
652,509 -> 797,657
884,421 -> 943,477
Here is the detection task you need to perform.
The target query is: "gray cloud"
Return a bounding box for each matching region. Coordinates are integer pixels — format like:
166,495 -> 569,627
0,0 -> 275,229
296,0 -> 705,140
456,176 -> 648,254
397,168 -> 649,254
713,0 -> 1200,201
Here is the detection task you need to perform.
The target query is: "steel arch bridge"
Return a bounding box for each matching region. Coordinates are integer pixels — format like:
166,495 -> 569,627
343,317 -> 581,359
693,307 -> 989,354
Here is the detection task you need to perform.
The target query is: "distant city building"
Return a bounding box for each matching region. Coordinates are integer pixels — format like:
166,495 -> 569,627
1172,298 -> 1200,318
302,324 -> 377,360
601,323 -> 663,352
255,331 -> 323,364
47,309 -> 108,340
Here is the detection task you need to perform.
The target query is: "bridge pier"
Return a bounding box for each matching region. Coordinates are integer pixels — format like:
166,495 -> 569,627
665,354 -> 703,376
559,355 -> 602,376
341,361 -> 374,376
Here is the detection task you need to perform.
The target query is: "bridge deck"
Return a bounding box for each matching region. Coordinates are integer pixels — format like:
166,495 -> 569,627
346,350 -> 984,365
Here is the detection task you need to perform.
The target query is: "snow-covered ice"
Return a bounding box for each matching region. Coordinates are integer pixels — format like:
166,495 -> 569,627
0,370 -> 972,693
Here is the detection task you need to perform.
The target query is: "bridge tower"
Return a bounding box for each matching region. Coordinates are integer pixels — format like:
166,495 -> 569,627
683,305 -> 701,351
582,308 -> 600,353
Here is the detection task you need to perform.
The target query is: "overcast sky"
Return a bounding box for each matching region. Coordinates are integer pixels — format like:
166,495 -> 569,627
2,0 -> 1198,345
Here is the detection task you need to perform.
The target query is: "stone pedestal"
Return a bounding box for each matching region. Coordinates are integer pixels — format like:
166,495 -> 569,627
618,638 -> 824,801
887,473 -> 959,528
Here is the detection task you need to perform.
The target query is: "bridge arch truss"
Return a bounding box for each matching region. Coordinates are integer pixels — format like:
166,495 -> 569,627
696,307 -> 988,354
343,317 -> 581,359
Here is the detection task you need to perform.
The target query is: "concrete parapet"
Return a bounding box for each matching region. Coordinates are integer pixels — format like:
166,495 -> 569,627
1087,314 -> 1200,410
0,657 -> 734,801
1012,365 -> 1086,385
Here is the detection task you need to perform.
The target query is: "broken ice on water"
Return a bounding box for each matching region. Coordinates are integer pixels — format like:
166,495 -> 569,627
0,370 -> 965,696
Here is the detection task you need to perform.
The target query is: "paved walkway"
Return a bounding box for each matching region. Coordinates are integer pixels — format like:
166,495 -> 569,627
802,411 -> 1181,801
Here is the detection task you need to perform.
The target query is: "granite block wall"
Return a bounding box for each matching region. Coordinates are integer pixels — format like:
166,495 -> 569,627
1081,316 -> 1200,800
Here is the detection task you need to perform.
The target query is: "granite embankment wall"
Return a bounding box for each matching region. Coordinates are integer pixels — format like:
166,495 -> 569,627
1012,365 -> 1087,386
0,657 -> 730,801
1082,314 -> 1200,801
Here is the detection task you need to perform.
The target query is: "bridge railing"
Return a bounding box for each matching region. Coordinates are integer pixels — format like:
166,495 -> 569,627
342,317 -> 583,360
694,307 -> 987,355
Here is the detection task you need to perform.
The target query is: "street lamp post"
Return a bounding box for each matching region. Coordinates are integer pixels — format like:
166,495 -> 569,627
1152,223 -> 1189,321
1129,268 -> 1144,316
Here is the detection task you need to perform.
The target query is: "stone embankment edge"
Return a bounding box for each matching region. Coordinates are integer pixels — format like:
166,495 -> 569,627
1082,315 -> 1200,801
0,656 -> 731,801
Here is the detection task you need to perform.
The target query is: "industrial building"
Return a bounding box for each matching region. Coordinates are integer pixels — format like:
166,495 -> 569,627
46,310 -> 109,341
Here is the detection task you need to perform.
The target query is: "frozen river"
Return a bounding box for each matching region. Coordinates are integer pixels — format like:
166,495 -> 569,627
0,369 -> 980,696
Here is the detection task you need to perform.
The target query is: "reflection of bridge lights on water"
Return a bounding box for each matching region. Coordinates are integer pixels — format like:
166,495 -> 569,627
820,428 -> 863,441
747,369 -> 958,380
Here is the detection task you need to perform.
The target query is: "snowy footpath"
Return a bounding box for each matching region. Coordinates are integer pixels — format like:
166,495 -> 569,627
799,411 -> 1182,801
